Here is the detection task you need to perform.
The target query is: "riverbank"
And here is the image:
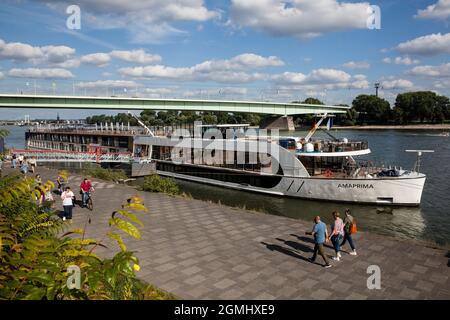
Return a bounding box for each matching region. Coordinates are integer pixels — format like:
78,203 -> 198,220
3,165 -> 449,299
327,124 -> 450,130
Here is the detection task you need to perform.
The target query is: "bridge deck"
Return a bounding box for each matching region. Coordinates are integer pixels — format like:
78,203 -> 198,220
0,94 -> 349,116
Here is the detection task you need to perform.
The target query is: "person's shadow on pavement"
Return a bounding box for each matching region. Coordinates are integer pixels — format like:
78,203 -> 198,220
275,237 -> 313,254
290,233 -> 335,250
261,241 -> 322,266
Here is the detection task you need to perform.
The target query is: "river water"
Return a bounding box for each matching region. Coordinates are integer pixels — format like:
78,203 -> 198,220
3,125 -> 450,245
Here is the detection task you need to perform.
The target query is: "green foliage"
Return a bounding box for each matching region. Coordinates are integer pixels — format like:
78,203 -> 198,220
394,91 -> 449,124
88,110 -> 262,127
142,175 -> 180,195
352,94 -> 391,125
300,97 -> 324,105
86,113 -> 138,126
0,175 -> 174,300
81,165 -> 128,182
0,129 -> 9,138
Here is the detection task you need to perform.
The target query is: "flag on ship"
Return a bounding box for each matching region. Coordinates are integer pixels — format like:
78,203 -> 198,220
326,118 -> 332,130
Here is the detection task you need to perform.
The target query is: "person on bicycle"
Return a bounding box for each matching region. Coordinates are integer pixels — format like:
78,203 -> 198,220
80,177 -> 94,208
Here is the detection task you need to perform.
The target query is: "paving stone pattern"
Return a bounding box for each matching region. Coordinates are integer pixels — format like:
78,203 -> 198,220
6,166 -> 449,300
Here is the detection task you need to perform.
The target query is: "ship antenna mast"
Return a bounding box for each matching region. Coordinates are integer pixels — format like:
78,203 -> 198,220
405,150 -> 434,173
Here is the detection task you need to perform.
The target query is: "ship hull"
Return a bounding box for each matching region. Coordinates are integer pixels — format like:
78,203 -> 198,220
157,163 -> 426,206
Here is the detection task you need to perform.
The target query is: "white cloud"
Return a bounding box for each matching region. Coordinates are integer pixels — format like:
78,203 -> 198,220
396,33 -> 450,56
272,68 -> 369,90
193,53 -> 284,72
110,49 -> 162,64
80,49 -> 161,66
0,71 -> 4,79
408,63 -> 450,77
342,61 -> 370,69
144,88 -> 174,94
80,53 -> 111,67
51,59 -> 81,68
8,68 -> 74,79
119,53 -> 282,83
75,80 -> 142,89
380,79 -> 414,90
0,38 -> 75,64
433,79 -> 450,89
42,0 -> 219,43
416,0 -> 450,20
383,56 -> 420,65
230,0 -> 372,38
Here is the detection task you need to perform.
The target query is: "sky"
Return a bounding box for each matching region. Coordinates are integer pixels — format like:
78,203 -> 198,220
0,0 -> 450,120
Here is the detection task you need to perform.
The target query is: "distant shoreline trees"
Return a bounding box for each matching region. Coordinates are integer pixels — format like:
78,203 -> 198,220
85,91 -> 450,127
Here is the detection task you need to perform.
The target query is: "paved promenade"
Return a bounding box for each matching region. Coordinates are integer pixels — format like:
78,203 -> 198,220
4,166 -> 449,299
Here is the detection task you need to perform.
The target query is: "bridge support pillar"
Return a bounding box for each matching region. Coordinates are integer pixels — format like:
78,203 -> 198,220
261,116 -> 295,131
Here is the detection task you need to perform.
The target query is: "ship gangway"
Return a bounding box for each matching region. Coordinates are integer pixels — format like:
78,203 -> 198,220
11,149 -> 134,163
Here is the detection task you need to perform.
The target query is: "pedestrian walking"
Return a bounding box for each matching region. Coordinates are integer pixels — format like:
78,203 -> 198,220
61,186 -> 74,221
29,157 -> 37,173
20,159 -> 29,175
18,154 -> 24,166
306,216 -> 332,268
57,174 -> 66,194
341,209 -> 357,255
11,154 -> 17,168
329,211 -> 345,261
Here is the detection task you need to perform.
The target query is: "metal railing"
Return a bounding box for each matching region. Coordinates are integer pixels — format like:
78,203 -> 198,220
11,149 -> 133,163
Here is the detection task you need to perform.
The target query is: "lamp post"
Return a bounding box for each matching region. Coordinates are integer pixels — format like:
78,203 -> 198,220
375,82 -> 380,97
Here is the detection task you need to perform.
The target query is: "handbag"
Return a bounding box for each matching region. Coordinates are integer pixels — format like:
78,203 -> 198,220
350,220 -> 358,234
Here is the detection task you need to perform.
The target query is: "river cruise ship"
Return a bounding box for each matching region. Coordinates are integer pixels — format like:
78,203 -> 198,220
25,119 -> 428,206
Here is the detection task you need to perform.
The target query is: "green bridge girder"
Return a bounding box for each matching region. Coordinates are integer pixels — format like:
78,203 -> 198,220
0,94 -> 349,115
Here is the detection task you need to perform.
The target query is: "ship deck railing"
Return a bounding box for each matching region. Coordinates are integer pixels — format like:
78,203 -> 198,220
11,149 -> 133,163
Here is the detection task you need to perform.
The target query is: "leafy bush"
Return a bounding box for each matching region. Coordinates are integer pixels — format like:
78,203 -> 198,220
0,175 -> 175,300
81,166 -> 128,182
142,175 -> 180,195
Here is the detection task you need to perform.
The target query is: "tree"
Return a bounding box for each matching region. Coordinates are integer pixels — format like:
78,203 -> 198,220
291,98 -> 324,126
352,95 -> 391,125
334,105 -> 357,126
394,91 -> 450,124
298,97 -> 324,105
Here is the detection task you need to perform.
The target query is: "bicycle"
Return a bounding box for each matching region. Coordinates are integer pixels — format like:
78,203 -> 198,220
81,191 -> 94,211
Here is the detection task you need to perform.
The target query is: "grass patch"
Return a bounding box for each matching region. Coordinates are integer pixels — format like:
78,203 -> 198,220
143,284 -> 178,300
81,165 -> 128,182
142,174 -> 180,195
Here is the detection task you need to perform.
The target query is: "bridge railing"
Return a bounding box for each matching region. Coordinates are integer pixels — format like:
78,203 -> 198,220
11,149 -> 133,163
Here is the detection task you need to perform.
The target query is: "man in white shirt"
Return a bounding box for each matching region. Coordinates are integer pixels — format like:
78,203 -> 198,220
61,186 -> 75,221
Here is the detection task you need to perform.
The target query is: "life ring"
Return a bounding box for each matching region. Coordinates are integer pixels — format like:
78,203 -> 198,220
324,169 -> 334,177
